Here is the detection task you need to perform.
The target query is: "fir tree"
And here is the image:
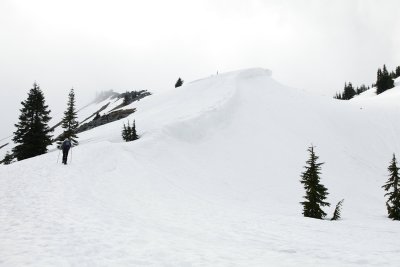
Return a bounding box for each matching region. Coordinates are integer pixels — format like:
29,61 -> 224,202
122,122 -> 130,141
382,154 -> 400,220
122,120 -> 138,142
300,146 -> 330,219
175,77 -> 184,88
12,82 -> 53,161
356,84 -> 368,95
376,65 -> 395,94
342,82 -> 356,100
331,199 -> 344,221
131,120 -> 138,140
395,66 -> 400,78
59,88 -> 79,146
333,92 -> 342,100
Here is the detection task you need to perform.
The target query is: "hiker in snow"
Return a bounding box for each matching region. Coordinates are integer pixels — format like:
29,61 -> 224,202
61,139 -> 72,165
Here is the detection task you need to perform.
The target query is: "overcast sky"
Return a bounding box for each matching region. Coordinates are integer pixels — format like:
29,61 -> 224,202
0,0 -> 399,139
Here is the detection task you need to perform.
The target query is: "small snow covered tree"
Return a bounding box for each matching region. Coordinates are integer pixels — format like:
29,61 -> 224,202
300,146 -> 330,219
175,77 -> 184,88
382,154 -> 400,220
331,199 -> 344,221
59,88 -> 79,146
122,120 -> 138,142
12,82 -> 53,161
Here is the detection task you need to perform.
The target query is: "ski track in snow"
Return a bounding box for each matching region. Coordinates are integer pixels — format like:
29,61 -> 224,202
1,68 -> 400,266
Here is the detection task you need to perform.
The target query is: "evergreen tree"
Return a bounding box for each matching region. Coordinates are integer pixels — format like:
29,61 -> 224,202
356,84 -> 368,95
12,83 -> 53,161
123,91 -> 132,105
382,154 -> 400,220
59,88 -> 79,146
342,82 -> 356,100
331,199 -> 344,221
300,146 -> 330,219
376,65 -> 395,94
395,66 -> 400,78
175,77 -> 184,88
131,120 -> 138,140
1,151 -> 14,165
122,120 -> 138,142
122,121 -> 130,141
333,92 -> 342,100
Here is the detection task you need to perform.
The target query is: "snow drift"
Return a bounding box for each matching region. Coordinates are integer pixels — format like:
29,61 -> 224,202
1,68 -> 400,266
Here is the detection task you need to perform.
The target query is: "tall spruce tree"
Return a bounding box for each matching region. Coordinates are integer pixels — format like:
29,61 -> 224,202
59,88 -> 79,146
12,82 -> 53,161
382,154 -> 400,220
175,77 -> 184,88
300,146 -> 330,219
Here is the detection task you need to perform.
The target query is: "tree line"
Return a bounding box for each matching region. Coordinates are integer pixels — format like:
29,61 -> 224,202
334,64 -> 400,100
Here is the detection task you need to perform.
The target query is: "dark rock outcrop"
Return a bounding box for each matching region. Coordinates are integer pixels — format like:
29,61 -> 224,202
76,108 -> 136,134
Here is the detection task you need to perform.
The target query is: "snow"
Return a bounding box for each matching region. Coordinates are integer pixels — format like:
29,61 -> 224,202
1,68 -> 400,266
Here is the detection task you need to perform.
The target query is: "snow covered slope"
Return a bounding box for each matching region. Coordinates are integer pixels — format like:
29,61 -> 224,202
1,68 -> 400,266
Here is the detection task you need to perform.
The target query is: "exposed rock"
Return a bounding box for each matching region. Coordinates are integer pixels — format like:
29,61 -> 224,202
76,109 -> 136,134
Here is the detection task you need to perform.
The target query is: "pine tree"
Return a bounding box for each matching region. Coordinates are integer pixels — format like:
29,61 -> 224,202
59,88 -> 79,146
382,154 -> 400,220
342,82 -> 356,100
122,120 -> 139,142
376,65 -> 395,94
333,92 -> 342,100
12,82 -> 53,161
131,120 -> 138,141
175,77 -> 184,88
300,146 -> 330,219
357,84 -> 368,95
122,121 -> 130,141
331,199 -> 344,221
395,66 -> 400,78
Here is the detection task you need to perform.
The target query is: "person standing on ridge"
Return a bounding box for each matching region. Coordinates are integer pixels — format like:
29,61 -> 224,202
61,139 -> 72,165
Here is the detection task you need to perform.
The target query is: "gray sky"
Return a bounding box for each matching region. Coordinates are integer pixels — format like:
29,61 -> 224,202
0,0 -> 399,138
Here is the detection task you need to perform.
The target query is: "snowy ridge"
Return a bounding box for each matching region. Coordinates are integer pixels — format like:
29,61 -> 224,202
1,68 -> 400,266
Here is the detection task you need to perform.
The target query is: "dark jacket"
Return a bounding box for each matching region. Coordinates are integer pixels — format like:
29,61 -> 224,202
61,140 -> 72,150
